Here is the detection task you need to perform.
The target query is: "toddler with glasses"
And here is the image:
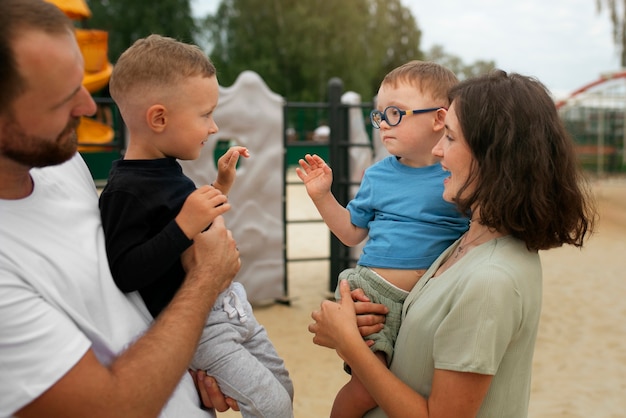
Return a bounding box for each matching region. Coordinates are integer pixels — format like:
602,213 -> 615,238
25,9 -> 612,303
296,60 -> 468,418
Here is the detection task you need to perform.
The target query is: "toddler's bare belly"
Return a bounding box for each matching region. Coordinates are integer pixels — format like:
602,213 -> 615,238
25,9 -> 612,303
370,267 -> 426,292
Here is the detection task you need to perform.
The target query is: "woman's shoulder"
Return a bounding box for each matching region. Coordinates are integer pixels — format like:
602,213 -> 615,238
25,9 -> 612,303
463,236 -> 542,290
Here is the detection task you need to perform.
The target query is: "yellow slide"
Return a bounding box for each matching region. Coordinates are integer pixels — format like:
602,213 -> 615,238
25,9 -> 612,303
44,0 -> 91,19
46,0 -> 116,152
76,117 -> 115,152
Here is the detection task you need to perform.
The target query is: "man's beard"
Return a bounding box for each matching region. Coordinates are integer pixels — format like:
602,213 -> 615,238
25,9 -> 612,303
0,116 -> 80,167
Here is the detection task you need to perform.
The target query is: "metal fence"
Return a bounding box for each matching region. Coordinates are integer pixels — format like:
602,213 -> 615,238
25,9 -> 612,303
557,73 -> 626,176
282,78 -> 373,296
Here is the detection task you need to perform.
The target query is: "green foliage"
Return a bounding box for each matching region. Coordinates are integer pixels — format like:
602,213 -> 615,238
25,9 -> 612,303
203,0 -> 424,102
595,0 -> 626,67
82,0 -> 496,102
84,0 -> 198,63
425,45 -> 496,80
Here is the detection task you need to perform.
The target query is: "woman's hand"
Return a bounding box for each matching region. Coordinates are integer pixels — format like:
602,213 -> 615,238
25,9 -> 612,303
351,287 -> 388,339
309,280 -> 359,352
309,280 -> 379,353
190,370 -> 240,412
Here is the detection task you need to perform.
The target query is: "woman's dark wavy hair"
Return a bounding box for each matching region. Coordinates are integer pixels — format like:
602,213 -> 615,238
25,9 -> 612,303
0,0 -> 73,115
450,70 -> 597,251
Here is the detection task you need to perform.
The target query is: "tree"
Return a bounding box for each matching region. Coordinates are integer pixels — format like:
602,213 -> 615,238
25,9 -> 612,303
596,0 -> 626,67
203,0 -> 423,102
85,0 -> 198,63
425,45 -> 496,80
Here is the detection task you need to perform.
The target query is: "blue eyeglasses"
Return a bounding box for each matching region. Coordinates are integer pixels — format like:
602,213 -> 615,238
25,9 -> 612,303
370,105 -> 444,129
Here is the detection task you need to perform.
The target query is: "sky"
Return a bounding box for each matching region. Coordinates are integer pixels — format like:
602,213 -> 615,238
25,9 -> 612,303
191,0 -> 620,99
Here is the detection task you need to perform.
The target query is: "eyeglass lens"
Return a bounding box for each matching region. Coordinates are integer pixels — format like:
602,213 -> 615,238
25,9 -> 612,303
370,106 -> 403,128
370,106 -> 441,129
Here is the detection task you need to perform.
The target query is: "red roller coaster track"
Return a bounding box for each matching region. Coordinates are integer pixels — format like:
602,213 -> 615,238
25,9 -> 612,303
556,70 -> 626,109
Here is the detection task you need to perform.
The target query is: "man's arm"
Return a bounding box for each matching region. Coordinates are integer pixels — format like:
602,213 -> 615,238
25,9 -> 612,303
16,216 -> 240,418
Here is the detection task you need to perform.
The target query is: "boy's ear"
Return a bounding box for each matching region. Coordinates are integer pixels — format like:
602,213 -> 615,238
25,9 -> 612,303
146,104 -> 167,133
433,107 -> 447,131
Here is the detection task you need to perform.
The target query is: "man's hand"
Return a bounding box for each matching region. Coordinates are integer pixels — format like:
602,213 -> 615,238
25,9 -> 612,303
181,216 -> 240,296
190,371 -> 240,412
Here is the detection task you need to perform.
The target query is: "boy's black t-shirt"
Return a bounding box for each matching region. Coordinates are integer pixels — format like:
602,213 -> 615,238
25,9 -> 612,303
99,157 -> 195,317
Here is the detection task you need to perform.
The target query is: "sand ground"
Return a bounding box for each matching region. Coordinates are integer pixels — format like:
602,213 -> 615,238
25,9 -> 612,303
219,173 -> 626,418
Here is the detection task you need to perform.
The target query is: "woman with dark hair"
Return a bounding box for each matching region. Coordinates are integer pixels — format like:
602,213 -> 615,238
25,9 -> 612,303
307,70 -> 597,418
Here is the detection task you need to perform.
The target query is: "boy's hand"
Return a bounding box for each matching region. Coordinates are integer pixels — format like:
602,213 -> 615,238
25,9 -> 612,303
213,146 -> 250,195
295,154 -> 333,201
175,185 -> 230,239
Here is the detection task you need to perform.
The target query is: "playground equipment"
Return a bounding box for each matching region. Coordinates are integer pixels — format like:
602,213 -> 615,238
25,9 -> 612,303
43,1 -> 378,303
556,71 -> 626,175
45,0 -> 118,161
180,71 -> 286,305
45,0 -> 90,19
75,28 -> 113,95
182,74 -> 374,303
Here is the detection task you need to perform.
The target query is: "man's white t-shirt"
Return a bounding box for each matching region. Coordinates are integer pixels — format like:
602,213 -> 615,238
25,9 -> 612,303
0,154 -> 211,417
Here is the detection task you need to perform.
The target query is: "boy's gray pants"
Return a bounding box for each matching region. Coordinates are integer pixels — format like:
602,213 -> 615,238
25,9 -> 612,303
191,282 -> 294,418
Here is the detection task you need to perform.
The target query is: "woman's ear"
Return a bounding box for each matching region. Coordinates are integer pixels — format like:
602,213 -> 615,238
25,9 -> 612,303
146,104 -> 167,133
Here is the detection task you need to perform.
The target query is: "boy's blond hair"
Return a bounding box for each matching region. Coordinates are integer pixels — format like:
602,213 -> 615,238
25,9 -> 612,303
109,34 -> 216,107
381,60 -> 458,107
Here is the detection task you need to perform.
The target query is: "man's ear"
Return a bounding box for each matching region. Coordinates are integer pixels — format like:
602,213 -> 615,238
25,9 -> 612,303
146,104 -> 167,133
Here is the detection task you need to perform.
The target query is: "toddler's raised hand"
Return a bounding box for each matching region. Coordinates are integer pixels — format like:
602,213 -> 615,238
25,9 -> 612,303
214,146 -> 250,195
295,154 -> 333,201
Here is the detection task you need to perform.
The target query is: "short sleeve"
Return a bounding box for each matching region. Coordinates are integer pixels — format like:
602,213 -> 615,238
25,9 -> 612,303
346,172 -> 374,228
433,267 -> 522,375
0,272 -> 90,415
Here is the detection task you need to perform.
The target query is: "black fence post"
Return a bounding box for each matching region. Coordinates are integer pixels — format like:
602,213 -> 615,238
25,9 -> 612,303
327,78 -> 352,293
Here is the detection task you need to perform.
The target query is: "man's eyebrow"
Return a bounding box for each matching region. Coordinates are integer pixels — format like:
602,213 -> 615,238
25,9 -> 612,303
52,85 -> 82,109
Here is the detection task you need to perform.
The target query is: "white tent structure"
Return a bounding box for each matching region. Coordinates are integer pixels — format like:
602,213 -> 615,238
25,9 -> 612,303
180,71 -> 286,305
